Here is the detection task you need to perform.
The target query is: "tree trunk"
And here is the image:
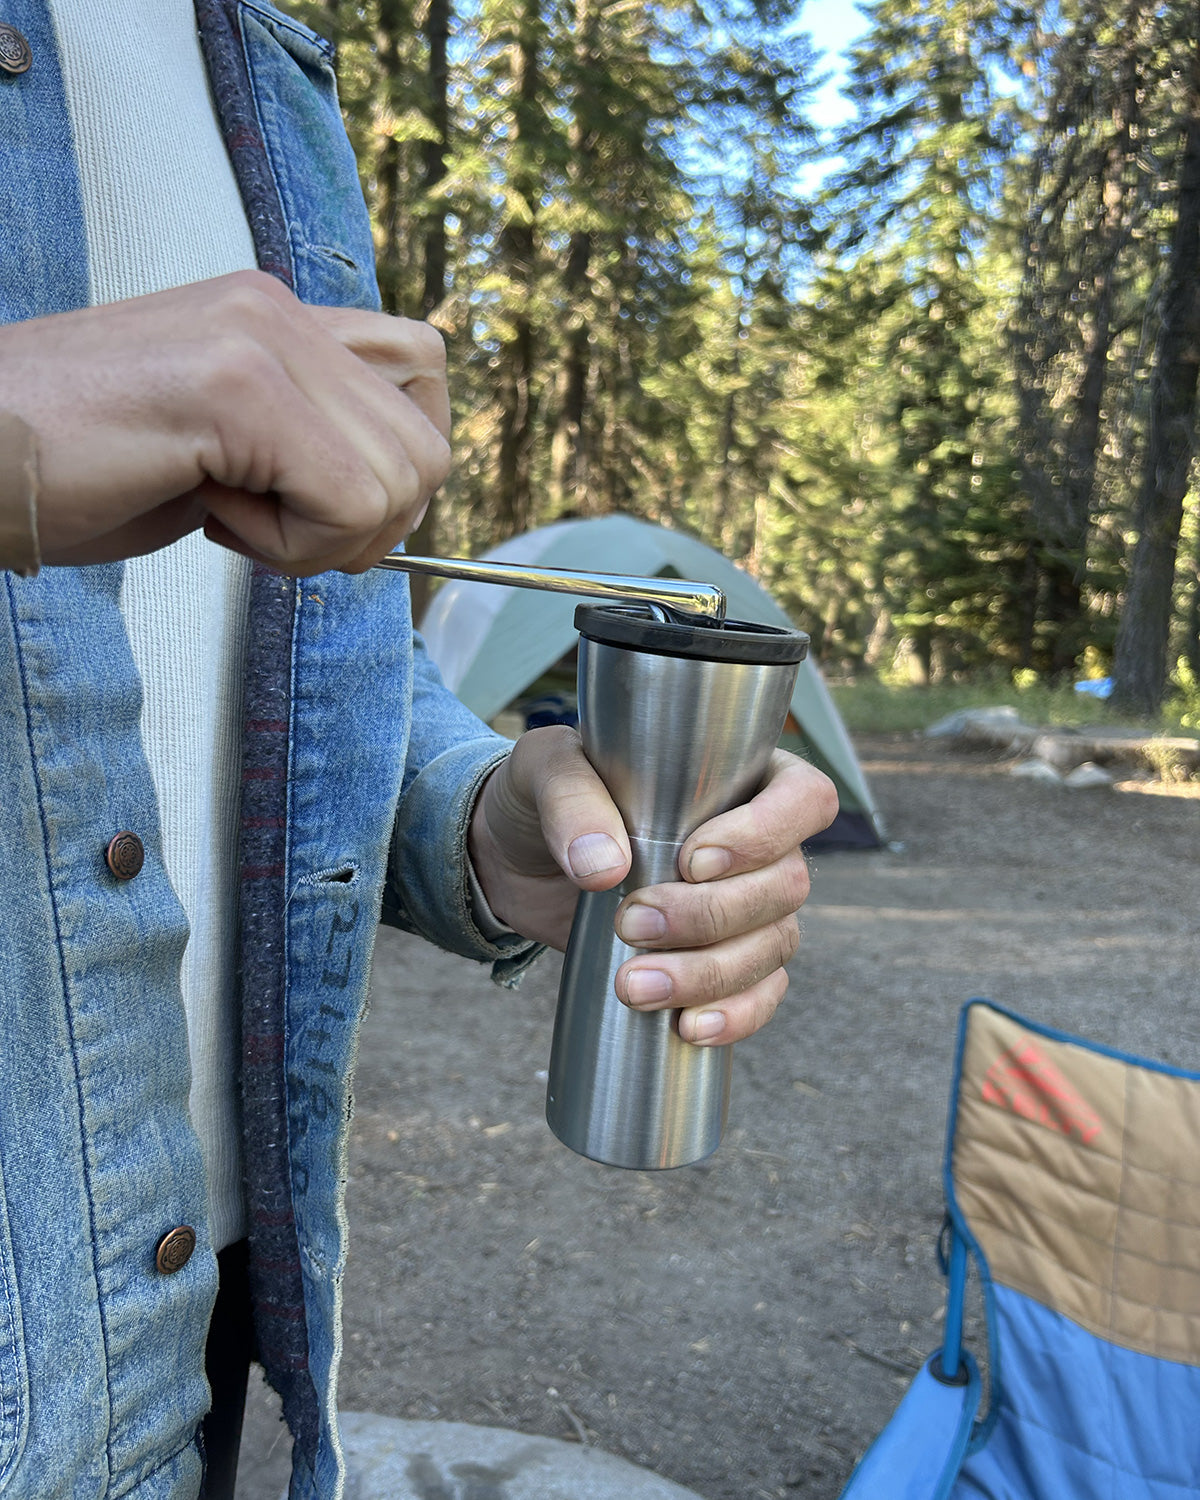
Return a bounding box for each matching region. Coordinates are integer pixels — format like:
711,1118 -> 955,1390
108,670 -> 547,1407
550,0 -> 597,513
550,247 -> 593,513
1016,544 -> 1039,670
1045,15 -> 1141,675
389,0 -> 450,618
713,382 -> 739,548
496,310 -> 536,537
1112,33 -> 1200,714
712,230 -> 752,549
421,0 -> 451,318
494,0 -> 541,538
1017,0 -> 1147,676
375,0 -> 412,317
912,627 -> 933,687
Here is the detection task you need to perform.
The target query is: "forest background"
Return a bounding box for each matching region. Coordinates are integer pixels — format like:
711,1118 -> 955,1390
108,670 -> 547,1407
288,0 -> 1200,718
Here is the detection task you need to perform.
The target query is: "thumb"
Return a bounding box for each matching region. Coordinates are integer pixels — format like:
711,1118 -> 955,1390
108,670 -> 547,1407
504,726 -> 631,891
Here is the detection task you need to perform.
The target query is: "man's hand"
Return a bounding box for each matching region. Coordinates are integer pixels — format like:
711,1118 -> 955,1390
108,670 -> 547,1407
467,726 -> 839,1046
0,270 -> 450,575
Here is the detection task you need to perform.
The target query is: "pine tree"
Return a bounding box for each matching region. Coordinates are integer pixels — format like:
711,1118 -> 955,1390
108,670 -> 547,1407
819,0 -> 1037,679
1112,8 -> 1200,712
1013,0 -> 1157,675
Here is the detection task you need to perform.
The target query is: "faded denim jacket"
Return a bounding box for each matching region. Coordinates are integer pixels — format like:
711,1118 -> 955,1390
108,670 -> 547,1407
0,4 -> 533,1496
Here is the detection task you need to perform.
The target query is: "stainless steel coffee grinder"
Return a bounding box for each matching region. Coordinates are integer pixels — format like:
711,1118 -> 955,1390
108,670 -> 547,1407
375,551 -> 809,1170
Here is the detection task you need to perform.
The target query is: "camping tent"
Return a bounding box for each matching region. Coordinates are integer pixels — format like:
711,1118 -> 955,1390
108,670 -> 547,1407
418,516 -> 885,849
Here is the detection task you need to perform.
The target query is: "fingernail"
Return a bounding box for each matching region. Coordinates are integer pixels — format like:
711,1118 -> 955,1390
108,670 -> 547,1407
688,846 -> 732,882
618,904 -> 667,943
688,1011 -> 726,1042
568,833 -> 625,879
624,969 -> 672,1006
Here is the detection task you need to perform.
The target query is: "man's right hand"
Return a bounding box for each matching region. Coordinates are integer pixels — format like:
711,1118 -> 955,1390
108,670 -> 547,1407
0,270 -> 451,575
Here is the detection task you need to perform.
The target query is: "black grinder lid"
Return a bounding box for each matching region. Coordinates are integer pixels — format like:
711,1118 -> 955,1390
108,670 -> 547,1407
574,604 -> 809,665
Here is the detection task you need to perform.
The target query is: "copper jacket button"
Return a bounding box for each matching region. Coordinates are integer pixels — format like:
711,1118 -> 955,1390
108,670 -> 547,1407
105,831 -> 144,880
0,25 -> 31,74
156,1226 -> 196,1275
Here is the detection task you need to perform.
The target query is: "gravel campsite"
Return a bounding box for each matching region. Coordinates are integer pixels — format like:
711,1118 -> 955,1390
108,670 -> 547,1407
238,729 -> 1200,1500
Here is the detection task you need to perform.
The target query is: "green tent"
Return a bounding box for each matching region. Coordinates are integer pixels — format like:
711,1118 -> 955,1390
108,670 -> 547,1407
419,516 -> 885,849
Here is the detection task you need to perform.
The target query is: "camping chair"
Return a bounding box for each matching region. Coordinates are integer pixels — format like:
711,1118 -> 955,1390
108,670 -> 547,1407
839,999 -> 1200,1500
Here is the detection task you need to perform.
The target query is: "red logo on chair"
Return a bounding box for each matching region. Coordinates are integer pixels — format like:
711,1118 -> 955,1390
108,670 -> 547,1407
982,1040 -> 1102,1145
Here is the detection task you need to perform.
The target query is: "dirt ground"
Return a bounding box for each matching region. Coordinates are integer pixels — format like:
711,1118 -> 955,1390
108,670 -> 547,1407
239,732 -> 1200,1499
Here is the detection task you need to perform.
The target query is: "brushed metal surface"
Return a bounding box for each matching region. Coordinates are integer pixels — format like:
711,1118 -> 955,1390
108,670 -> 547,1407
547,629 -> 800,1169
374,552 -> 726,622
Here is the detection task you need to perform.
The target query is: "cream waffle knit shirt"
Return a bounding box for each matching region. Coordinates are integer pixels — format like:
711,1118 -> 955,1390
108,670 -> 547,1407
50,0 -> 258,1250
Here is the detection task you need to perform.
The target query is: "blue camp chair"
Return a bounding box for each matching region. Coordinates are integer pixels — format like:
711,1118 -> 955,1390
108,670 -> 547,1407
840,999 -> 1200,1500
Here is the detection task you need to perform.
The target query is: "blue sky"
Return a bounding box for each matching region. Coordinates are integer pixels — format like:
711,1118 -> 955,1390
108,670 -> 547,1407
802,0 -> 870,132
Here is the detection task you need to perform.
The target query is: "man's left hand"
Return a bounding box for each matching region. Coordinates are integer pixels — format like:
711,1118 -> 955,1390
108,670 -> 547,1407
467,726 -> 838,1046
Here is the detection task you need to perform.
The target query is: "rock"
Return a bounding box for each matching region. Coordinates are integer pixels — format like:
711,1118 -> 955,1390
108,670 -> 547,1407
925,705 -> 1025,738
1009,758 -> 1063,784
924,709 -> 977,737
1031,732 -> 1083,771
332,1414 -> 706,1500
925,706 -> 1040,758
926,709 -> 1199,779
1064,761 -> 1114,790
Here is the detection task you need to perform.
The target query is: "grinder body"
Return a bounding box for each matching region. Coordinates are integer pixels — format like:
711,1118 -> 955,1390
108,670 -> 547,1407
546,605 -> 807,1169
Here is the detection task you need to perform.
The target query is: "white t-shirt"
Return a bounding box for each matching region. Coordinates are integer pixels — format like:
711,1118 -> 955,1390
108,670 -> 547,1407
50,0 -> 258,1251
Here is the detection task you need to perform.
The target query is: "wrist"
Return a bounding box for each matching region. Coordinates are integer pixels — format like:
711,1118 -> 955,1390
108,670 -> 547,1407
0,411 -> 40,577
466,766 -> 512,930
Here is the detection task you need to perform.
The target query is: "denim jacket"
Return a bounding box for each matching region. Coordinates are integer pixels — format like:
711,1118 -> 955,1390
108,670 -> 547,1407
0,4 -> 531,1496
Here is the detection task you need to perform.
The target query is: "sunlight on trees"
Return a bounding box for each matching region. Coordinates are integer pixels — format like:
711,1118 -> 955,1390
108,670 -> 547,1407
290,0 -> 1200,711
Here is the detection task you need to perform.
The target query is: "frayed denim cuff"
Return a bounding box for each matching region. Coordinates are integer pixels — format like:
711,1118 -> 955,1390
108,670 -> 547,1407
382,736 -> 544,987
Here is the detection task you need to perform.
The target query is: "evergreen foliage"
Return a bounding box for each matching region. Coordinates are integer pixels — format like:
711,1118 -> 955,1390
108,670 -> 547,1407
286,0 -> 1200,711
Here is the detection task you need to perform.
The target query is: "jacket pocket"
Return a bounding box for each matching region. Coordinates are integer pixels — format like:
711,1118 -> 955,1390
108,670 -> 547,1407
238,1 -> 382,310
0,1155 -> 29,1487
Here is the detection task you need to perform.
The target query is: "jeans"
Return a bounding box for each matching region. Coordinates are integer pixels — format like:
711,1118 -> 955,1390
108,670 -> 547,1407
200,1242 -> 254,1500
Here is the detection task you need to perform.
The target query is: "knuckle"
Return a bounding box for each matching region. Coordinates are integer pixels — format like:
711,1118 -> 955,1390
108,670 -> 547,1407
425,429 -> 453,488
215,268 -> 292,327
697,908 -> 723,948
530,725 -> 586,784
199,331 -> 272,394
760,968 -> 789,1017
357,475 -> 394,532
194,339 -> 286,481
728,970 -> 788,1043
690,887 -> 727,947
377,450 -> 418,520
408,319 -> 448,371
324,466 -> 391,539
781,851 -> 811,910
812,770 -> 839,830
386,423 -> 450,499
750,804 -> 800,868
700,952 -> 726,1000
